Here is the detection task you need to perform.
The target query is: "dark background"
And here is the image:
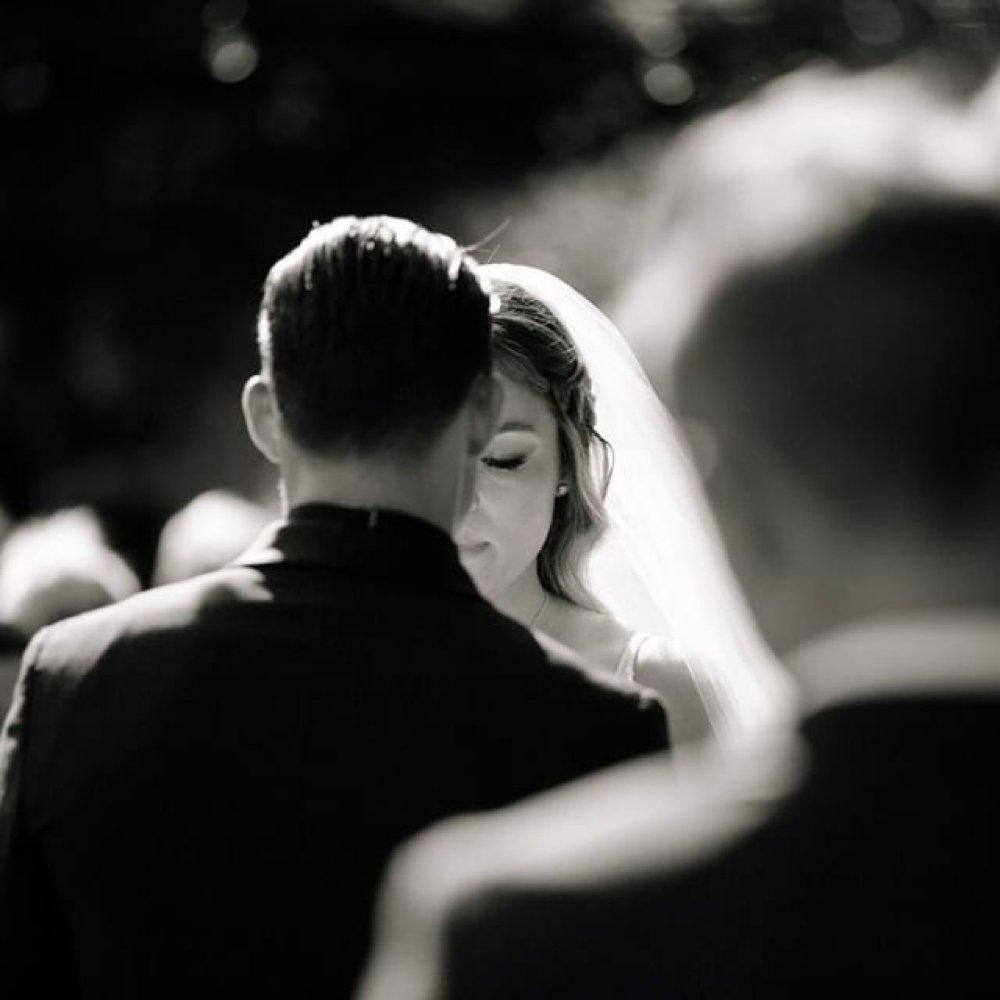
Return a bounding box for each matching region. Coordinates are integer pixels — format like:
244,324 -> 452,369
2,0 -> 998,581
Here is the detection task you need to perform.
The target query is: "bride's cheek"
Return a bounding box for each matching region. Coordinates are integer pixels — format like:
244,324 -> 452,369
526,482 -> 558,547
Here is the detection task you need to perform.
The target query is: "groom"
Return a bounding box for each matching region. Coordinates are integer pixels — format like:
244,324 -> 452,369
0,216 -> 666,998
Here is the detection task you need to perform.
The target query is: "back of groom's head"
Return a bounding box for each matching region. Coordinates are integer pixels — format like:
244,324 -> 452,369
257,215 -> 493,456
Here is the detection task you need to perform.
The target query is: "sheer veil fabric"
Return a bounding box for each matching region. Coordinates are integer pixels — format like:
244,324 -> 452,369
482,263 -> 794,740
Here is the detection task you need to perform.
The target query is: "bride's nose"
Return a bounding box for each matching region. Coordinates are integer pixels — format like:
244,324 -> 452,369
467,469 -> 486,513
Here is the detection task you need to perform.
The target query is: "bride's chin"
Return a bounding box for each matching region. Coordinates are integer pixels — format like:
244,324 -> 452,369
458,556 -> 491,591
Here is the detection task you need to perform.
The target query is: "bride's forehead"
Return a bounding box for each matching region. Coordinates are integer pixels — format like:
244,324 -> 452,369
496,373 -> 557,432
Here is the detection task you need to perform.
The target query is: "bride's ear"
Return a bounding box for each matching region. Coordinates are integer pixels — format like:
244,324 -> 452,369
466,371 -> 503,456
242,375 -> 283,465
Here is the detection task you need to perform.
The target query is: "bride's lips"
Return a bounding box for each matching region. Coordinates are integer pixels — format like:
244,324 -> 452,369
457,540 -> 489,557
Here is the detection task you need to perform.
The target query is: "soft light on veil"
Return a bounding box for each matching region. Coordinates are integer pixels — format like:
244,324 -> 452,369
482,263 -> 794,740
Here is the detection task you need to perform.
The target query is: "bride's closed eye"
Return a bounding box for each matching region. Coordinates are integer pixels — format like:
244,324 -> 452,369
480,427 -> 539,473
481,453 -> 527,471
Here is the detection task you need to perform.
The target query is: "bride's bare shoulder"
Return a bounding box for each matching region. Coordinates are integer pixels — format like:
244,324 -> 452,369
543,599 -> 631,674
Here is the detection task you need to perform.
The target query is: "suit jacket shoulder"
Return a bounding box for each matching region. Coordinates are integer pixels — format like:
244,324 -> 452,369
532,629 -> 667,735
29,566 -> 266,663
452,624 -> 667,803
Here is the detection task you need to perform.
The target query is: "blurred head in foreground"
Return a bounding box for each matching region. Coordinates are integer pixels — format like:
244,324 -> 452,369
0,507 -> 141,639
153,489 -> 273,586
668,191 -> 1000,656
244,215 -> 499,530
615,61 -> 996,375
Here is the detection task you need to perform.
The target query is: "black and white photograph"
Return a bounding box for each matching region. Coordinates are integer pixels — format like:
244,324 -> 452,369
2,1 -> 999,996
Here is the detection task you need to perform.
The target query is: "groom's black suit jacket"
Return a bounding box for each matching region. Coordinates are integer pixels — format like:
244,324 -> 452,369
0,504 -> 666,999
439,693 -> 1000,997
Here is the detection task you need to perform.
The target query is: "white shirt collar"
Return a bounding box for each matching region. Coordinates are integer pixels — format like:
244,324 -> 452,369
787,609 -> 1000,715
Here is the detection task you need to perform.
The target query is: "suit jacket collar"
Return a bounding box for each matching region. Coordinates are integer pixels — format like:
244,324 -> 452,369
234,502 -> 479,598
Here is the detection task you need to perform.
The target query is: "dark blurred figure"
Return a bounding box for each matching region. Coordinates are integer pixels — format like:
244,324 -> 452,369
0,507 -> 140,715
0,504 -> 15,715
0,626 -> 23,729
152,488 -> 273,586
359,190 -> 1000,998
0,216 -> 665,999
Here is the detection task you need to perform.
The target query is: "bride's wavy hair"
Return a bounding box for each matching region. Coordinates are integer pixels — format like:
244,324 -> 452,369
489,279 -> 613,611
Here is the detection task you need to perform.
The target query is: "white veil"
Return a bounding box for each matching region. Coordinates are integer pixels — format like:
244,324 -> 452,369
482,263 -> 794,740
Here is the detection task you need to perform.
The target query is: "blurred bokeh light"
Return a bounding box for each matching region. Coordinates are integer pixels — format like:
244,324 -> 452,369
205,29 -> 259,84
643,61 -> 696,104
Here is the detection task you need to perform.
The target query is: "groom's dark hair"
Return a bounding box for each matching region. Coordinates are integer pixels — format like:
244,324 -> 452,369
257,215 -> 493,455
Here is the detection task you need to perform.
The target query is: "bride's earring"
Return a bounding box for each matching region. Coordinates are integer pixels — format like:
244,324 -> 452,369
555,483 -> 569,497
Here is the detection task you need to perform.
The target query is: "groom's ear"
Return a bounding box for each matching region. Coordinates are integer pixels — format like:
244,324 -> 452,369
465,371 -> 503,456
242,375 -> 283,465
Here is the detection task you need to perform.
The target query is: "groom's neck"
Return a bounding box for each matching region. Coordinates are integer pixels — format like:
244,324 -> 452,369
281,453 -> 458,535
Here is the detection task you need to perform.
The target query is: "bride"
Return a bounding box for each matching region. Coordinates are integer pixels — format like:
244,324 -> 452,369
456,264 -> 788,745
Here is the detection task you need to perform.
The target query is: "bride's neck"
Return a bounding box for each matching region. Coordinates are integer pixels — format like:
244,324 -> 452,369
492,566 -> 550,630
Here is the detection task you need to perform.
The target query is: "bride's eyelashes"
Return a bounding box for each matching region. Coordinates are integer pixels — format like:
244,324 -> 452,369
480,428 -> 540,473
481,454 -> 527,471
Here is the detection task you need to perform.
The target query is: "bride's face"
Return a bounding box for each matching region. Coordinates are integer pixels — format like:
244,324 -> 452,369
456,373 -> 562,599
